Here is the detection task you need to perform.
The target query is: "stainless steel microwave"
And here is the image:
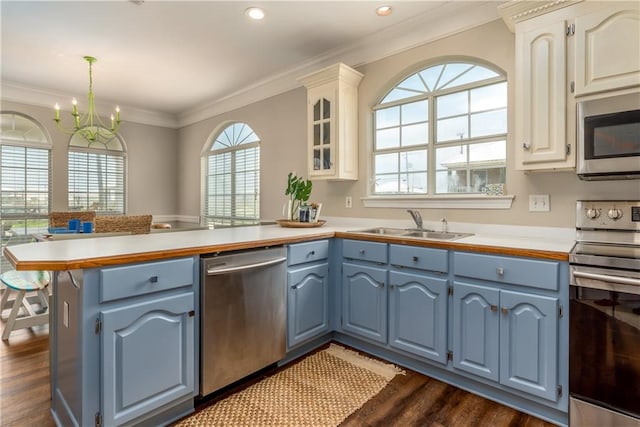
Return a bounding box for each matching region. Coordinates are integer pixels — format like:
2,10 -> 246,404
577,91 -> 640,180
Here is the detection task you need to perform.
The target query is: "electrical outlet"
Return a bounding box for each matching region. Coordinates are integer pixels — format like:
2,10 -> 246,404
529,194 -> 550,212
345,196 -> 353,208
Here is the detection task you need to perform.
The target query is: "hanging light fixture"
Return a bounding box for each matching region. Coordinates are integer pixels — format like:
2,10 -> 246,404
54,56 -> 121,145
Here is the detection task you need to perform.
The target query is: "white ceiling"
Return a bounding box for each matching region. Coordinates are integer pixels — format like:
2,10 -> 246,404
1,1 -> 502,128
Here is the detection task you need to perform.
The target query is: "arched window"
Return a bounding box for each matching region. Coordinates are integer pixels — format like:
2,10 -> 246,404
202,122 -> 260,228
0,112 -> 51,272
373,60 -> 507,195
68,128 -> 126,214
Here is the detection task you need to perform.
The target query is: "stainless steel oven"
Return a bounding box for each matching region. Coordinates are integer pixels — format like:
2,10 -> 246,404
577,91 -> 640,180
569,200 -> 640,426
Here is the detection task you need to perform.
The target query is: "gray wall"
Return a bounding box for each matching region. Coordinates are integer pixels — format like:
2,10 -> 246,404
177,19 -> 640,228
0,100 -> 179,215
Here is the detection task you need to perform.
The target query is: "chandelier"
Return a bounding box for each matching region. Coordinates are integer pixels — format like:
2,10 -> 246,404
54,56 -> 121,145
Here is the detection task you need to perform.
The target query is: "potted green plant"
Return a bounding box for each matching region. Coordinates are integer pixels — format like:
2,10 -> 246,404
285,172 -> 313,221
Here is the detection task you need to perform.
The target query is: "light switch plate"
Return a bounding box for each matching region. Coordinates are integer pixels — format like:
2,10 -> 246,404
529,194 -> 550,212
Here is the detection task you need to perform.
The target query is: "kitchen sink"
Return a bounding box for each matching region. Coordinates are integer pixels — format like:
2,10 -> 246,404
402,230 -> 473,240
351,228 -> 473,241
353,227 -> 409,235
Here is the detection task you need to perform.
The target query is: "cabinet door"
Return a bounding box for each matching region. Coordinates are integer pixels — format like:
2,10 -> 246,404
307,86 -> 336,179
389,271 -> 448,364
499,290 -> 559,401
452,282 -> 499,381
101,293 -> 195,426
516,20 -> 572,168
342,262 -> 387,344
287,263 -> 330,348
575,4 -> 640,95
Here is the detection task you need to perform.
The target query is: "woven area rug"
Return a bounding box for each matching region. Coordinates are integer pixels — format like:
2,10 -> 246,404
176,344 -> 404,426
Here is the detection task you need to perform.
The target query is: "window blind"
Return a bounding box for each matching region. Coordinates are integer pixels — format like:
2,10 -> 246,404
68,151 -> 125,214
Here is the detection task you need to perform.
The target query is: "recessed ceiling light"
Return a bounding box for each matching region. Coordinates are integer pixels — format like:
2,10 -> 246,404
376,5 -> 392,16
245,7 -> 265,20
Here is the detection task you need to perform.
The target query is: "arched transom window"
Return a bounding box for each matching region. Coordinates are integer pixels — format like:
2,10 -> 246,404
68,128 -> 126,214
202,122 -> 260,227
373,61 -> 507,195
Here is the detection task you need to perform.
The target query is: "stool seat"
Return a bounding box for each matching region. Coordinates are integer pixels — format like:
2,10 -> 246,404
0,270 -> 51,340
1,270 -> 50,291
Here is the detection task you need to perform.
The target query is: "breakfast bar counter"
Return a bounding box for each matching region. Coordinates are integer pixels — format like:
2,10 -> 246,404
4,220 -> 575,271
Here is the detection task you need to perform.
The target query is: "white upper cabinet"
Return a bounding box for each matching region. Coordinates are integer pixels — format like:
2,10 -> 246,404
298,63 -> 363,181
574,3 -> 640,96
516,19 -> 573,169
501,0 -> 640,171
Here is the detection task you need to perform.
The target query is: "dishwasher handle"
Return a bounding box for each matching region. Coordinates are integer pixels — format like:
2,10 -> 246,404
206,256 -> 286,276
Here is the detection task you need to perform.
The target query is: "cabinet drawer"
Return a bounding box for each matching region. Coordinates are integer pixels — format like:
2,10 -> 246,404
288,240 -> 329,266
343,240 -> 387,264
454,252 -> 559,291
100,257 -> 194,303
390,244 -> 448,273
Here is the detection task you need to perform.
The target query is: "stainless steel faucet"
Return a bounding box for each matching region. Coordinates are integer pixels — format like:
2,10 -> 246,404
407,209 -> 423,229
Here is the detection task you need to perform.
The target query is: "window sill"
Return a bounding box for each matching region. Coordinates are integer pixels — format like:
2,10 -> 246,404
361,195 -> 515,209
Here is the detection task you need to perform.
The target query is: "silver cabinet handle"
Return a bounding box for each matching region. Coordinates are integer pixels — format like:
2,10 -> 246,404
149,276 -> 158,283
412,256 -> 419,262
501,307 -> 509,315
496,267 -> 504,276
490,304 -> 498,312
359,250 -> 366,255
522,143 -> 530,150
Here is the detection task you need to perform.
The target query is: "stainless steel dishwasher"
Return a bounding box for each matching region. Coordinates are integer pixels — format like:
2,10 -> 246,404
200,246 -> 287,396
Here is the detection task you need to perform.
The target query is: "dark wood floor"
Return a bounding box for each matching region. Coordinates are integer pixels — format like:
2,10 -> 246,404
0,327 -> 555,427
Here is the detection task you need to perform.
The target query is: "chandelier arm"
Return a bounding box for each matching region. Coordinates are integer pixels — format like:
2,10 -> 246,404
53,55 -> 121,143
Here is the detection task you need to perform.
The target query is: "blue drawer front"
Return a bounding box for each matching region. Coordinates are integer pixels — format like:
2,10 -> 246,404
454,252 -> 559,291
287,240 -> 329,266
390,244 -> 448,273
343,240 -> 387,264
100,257 -> 194,302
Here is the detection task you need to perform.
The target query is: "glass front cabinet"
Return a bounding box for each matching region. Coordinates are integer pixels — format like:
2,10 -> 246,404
299,63 -> 363,180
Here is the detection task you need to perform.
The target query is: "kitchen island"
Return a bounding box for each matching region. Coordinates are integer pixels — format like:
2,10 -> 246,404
3,220 -> 575,426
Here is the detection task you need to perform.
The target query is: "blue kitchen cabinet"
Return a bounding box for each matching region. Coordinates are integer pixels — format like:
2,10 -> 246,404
389,270 -> 448,364
342,262 -> 387,344
341,240 -> 388,344
499,289 -> 558,401
50,257 -> 198,427
452,281 -> 501,381
286,240 -> 330,350
287,262 -> 330,348
453,251 -> 561,402
388,244 -> 449,363
101,293 -> 195,426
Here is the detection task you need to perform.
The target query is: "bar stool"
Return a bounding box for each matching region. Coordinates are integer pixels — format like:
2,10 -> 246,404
0,270 -> 51,340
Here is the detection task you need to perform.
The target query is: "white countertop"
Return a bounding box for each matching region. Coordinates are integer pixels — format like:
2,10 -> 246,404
4,218 -> 576,270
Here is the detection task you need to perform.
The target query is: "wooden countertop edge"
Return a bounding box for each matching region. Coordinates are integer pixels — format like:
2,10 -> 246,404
6,230 -> 569,271
334,232 -> 570,261
6,232 -> 336,271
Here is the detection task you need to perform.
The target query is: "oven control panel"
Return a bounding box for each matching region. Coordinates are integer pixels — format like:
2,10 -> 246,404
576,200 -> 640,230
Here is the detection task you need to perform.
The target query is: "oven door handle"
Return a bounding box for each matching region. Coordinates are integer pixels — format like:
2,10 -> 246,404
573,270 -> 640,287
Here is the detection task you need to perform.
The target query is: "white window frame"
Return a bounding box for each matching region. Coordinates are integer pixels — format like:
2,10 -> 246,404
68,129 -> 127,214
201,122 -> 260,227
0,112 -> 52,272
364,59 -> 514,209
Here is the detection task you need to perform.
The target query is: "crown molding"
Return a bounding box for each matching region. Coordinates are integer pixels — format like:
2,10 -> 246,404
1,81 -> 179,128
178,1 -> 501,128
3,2 -> 501,130
498,0 -> 584,32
